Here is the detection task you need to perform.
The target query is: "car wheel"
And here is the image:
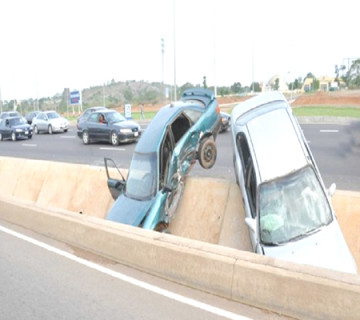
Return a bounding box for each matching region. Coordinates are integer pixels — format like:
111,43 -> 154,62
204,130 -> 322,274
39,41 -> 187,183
82,130 -> 90,145
48,125 -> 53,134
28,135 -> 32,139
154,222 -> 169,233
0,133 -> 2,141
111,131 -> 119,146
64,129 -> 68,133
11,132 -> 16,141
198,137 -> 217,169
34,125 -> 39,134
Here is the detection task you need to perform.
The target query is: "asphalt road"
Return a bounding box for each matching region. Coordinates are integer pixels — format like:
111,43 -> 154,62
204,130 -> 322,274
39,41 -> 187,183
0,122 -> 359,191
0,220 -> 288,320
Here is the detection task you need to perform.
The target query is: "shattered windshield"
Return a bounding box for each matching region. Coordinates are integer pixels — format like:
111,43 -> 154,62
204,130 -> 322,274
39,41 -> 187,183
125,152 -> 157,201
259,166 -> 333,245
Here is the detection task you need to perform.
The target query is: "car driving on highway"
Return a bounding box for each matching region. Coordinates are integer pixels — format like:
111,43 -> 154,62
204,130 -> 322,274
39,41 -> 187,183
32,111 -> 69,134
77,109 -> 141,145
105,88 -> 221,231
0,116 -> 33,141
231,91 -> 357,274
0,111 -> 22,125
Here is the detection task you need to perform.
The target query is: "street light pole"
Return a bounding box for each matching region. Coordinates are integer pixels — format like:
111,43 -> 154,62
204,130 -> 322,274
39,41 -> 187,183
173,0 -> 177,101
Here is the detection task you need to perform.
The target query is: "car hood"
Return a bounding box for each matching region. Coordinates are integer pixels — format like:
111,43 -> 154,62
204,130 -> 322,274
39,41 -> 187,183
263,221 -> 358,274
106,193 -> 154,226
50,118 -> 68,125
111,120 -> 139,129
12,124 -> 31,130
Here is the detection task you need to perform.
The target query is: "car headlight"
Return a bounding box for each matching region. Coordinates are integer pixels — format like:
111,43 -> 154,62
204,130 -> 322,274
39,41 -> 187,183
120,128 -> 132,133
16,129 -> 23,132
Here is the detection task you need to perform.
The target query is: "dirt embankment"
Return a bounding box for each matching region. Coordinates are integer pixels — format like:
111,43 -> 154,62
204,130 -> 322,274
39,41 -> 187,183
114,90 -> 360,114
292,90 -> 360,107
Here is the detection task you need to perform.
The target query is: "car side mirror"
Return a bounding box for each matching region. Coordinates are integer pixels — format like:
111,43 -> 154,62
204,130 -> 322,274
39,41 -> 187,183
328,183 -> 336,198
245,217 -> 256,233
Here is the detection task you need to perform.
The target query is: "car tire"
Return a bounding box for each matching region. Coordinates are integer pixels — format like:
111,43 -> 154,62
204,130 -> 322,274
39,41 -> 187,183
48,125 -> 53,134
82,130 -> 90,145
28,135 -> 32,140
111,131 -> 119,146
0,133 -> 2,141
64,129 -> 68,133
11,132 -> 16,141
198,137 -> 217,169
34,125 -> 39,134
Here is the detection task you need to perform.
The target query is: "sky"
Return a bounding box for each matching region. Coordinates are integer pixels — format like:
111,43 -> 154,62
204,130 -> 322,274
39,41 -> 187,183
0,0 -> 358,101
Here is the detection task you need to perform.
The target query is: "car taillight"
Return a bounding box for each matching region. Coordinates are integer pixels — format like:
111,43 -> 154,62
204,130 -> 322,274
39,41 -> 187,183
216,103 -> 220,115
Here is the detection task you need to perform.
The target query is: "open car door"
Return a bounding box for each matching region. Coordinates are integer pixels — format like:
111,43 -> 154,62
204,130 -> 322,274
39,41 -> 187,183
104,157 -> 126,200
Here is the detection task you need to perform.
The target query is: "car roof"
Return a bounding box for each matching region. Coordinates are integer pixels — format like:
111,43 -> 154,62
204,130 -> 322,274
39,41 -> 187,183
135,101 -> 203,153
232,91 -> 286,124
232,92 -> 308,183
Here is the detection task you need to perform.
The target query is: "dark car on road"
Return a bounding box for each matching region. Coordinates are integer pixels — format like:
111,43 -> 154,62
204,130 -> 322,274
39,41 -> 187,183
0,116 -> 33,141
0,111 -> 22,125
25,110 -> 41,124
105,88 -> 221,231
77,109 -> 141,145
219,111 -> 231,133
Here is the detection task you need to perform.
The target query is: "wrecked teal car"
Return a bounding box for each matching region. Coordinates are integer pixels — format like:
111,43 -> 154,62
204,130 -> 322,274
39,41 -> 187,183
105,88 -> 221,231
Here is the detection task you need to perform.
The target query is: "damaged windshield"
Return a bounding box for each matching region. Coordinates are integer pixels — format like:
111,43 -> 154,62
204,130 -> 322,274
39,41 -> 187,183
125,152 -> 157,201
259,166 -> 333,245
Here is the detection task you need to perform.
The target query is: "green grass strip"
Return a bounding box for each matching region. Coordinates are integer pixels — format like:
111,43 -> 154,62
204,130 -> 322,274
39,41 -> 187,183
293,106 -> 360,118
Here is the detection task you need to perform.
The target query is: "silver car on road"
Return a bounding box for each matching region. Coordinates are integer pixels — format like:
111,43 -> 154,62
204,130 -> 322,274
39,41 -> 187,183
231,91 -> 357,274
33,111 -> 69,134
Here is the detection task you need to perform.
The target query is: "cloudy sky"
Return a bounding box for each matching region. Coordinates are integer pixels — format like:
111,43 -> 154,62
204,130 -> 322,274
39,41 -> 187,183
0,0 -> 358,101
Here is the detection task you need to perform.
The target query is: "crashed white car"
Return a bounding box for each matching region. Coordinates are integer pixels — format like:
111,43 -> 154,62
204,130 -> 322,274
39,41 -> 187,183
231,91 -> 357,274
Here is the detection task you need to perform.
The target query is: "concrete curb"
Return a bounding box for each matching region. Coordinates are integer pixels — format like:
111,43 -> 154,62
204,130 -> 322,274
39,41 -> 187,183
0,195 -> 359,320
1,156 -> 360,319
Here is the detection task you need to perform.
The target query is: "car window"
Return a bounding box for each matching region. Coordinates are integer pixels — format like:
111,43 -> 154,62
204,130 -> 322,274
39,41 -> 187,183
88,113 -> 98,123
236,132 -> 251,178
47,112 -> 60,119
159,130 -> 174,188
259,166 -> 333,245
107,112 -> 126,123
245,160 -> 257,218
170,113 -> 191,144
126,152 -> 157,201
10,117 -> 26,126
183,109 -> 202,124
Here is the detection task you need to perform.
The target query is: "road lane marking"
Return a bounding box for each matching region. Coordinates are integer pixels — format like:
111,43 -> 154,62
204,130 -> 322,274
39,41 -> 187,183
320,129 -> 339,133
0,224 -> 250,320
100,147 -> 126,151
60,136 -> 76,139
22,144 -> 37,147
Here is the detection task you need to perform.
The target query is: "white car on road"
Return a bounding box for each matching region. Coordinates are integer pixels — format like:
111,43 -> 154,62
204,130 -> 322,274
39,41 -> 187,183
33,111 -> 69,134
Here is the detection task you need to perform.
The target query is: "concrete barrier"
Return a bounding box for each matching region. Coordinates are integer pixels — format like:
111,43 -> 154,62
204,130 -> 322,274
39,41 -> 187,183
1,156 -> 360,319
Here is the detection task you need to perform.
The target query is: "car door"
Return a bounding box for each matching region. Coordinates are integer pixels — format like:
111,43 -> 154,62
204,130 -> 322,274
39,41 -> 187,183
98,113 -> 111,140
86,113 -> 100,140
38,113 -> 47,131
0,119 -> 10,139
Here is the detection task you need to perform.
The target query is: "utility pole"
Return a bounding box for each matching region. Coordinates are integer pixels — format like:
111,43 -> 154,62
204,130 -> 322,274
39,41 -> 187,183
173,0 -> 177,101
161,38 -> 165,100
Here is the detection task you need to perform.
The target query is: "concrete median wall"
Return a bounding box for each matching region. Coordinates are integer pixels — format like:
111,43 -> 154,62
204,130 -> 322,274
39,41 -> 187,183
0,156 -> 360,319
